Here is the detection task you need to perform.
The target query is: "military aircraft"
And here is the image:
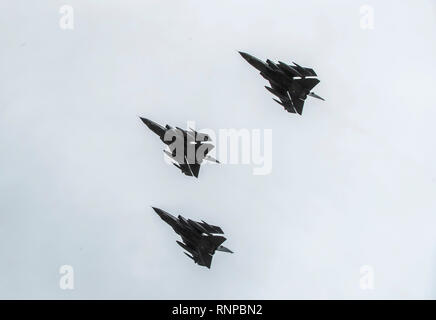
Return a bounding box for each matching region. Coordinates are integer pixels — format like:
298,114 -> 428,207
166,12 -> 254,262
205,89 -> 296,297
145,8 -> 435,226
239,51 -> 324,115
152,207 -> 233,268
139,117 -> 219,178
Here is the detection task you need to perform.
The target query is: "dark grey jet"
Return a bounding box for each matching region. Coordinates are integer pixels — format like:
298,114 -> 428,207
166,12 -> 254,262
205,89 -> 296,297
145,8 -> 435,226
139,117 -> 219,178
152,207 -> 233,268
239,51 -> 324,115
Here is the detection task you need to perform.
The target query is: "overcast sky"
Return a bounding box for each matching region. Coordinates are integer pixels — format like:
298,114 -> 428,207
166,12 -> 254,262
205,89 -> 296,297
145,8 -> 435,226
1,0 -> 436,299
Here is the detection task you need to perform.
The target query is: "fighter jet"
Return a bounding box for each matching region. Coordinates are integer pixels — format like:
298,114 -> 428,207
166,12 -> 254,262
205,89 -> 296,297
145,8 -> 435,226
139,117 -> 219,178
239,51 -> 324,115
152,207 -> 233,268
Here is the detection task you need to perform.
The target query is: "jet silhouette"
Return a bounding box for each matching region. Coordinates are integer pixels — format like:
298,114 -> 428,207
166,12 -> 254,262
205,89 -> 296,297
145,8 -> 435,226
152,207 -> 233,268
239,51 -> 324,115
139,117 -> 219,178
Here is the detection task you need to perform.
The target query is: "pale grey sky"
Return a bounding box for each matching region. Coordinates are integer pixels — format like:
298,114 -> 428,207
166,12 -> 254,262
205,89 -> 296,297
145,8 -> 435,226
0,0 -> 436,299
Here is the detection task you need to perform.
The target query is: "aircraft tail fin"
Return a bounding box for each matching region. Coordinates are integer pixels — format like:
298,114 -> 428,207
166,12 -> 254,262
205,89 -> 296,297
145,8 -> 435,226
308,92 -> 325,101
205,155 -> 220,163
217,245 -> 233,254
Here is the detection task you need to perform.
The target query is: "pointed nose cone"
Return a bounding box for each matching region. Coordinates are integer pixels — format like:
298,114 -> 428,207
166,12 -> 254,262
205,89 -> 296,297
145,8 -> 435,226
151,206 -> 165,218
139,116 -> 153,128
152,207 -> 178,226
139,117 -> 166,137
238,51 -> 266,71
238,51 -> 252,62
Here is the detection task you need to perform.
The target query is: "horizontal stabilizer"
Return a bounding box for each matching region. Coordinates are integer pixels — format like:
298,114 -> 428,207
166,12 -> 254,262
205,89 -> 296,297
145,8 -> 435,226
295,78 -> 320,91
189,163 -> 200,178
292,98 -> 305,115
211,235 -> 227,248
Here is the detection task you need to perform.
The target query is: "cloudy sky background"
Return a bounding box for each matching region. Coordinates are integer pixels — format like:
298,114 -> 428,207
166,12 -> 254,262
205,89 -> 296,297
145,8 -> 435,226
1,0 -> 436,299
